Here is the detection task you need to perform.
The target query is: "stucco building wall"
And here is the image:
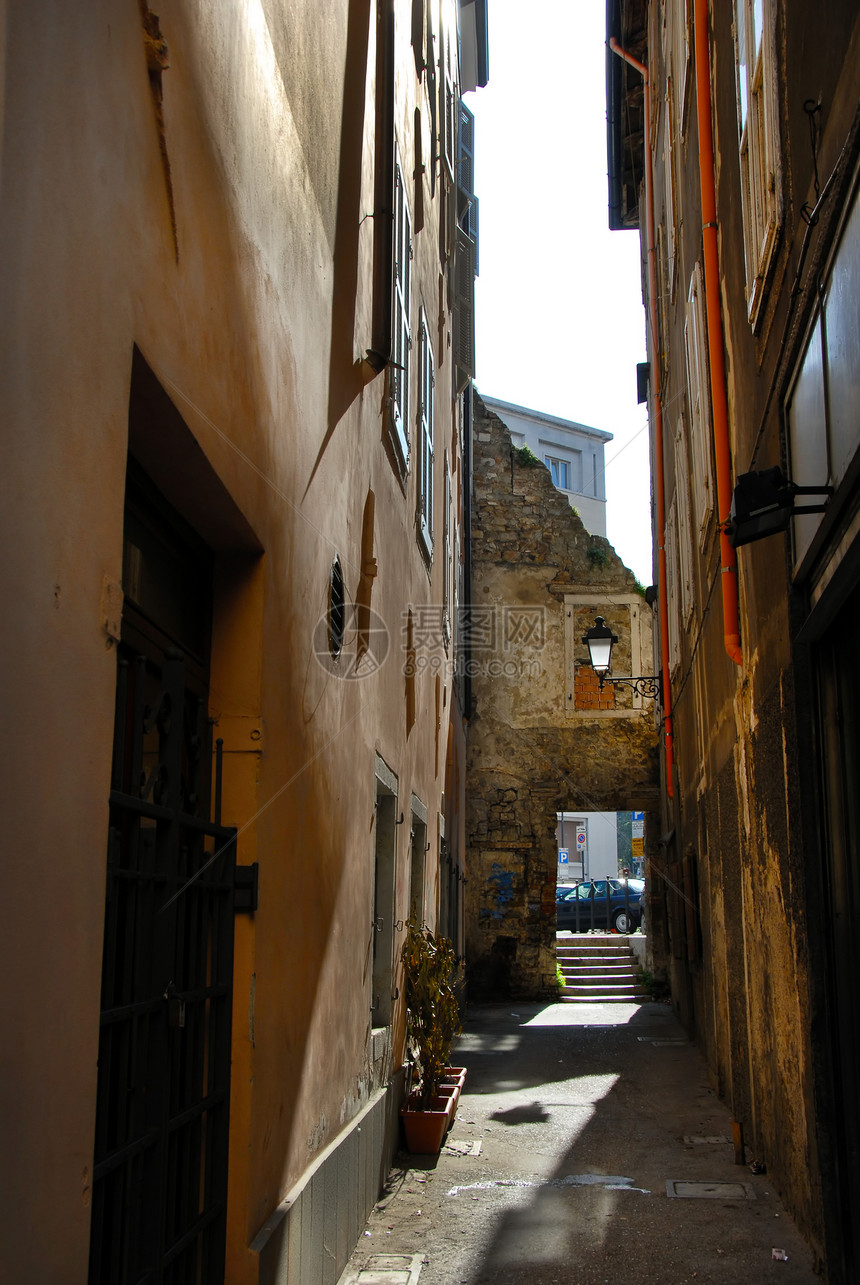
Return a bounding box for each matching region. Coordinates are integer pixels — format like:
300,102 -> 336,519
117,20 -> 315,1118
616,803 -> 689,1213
480,395 -> 613,536
0,3 -> 478,1282
607,0 -> 860,1275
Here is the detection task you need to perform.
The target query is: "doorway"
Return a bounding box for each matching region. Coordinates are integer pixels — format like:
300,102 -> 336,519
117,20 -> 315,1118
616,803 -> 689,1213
815,589 -> 860,1279
89,466 -> 236,1284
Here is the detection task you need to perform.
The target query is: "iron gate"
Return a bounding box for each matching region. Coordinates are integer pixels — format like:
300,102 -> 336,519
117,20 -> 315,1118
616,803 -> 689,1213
89,637 -> 236,1284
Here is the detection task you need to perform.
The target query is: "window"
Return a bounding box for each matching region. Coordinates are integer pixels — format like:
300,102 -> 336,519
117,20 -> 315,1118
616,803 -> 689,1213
440,29 -> 456,182
665,495 -> 682,673
328,557 -> 345,657
409,800 -> 428,923
390,155 -> 412,471
546,455 -> 570,490
787,181 -> 860,569
663,84 -> 678,299
453,102 -> 477,392
442,456 -> 452,642
734,0 -> 780,325
684,263 -> 715,545
457,101 -> 479,268
372,761 -> 398,1027
673,419 -> 695,626
664,0 -> 692,138
417,312 -> 434,560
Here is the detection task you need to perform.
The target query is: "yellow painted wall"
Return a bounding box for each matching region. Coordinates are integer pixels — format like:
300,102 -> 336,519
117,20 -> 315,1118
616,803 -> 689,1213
0,1 -> 469,1279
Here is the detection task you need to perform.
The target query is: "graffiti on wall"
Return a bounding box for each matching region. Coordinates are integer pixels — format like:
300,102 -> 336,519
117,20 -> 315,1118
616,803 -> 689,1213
480,862 -> 514,919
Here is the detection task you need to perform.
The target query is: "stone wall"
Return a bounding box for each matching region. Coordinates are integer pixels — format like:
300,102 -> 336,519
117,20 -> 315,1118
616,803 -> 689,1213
466,394 -> 661,998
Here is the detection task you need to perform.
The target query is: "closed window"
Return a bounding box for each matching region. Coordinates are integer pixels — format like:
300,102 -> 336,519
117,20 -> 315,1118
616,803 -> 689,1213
670,0 -> 692,136
390,155 -> 412,470
417,312 -> 434,560
665,495 -> 682,673
673,418 -> 695,626
442,456 -> 452,641
546,455 -> 570,490
734,0 -> 781,325
663,85 -> 678,299
684,263 -> 715,546
453,101 -> 477,391
787,182 -> 860,568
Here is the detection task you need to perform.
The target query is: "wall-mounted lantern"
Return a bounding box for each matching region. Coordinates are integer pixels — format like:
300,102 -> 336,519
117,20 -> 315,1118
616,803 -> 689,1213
728,466 -> 833,549
581,616 -> 662,700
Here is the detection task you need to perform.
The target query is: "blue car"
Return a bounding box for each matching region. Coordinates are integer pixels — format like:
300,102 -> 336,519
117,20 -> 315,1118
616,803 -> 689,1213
556,878 -> 645,933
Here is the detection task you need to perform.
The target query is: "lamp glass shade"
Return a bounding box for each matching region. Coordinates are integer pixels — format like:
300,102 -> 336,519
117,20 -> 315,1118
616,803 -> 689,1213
583,616 -> 617,674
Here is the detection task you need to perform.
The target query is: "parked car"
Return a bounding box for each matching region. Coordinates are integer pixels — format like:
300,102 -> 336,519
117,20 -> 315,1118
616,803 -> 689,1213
556,878 -> 645,933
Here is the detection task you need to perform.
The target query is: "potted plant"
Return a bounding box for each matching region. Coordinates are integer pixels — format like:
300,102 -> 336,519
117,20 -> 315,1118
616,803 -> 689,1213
399,920 -> 464,1153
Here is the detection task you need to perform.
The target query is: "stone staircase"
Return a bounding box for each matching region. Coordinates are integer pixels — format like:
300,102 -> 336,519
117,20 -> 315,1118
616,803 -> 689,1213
557,934 -> 647,1003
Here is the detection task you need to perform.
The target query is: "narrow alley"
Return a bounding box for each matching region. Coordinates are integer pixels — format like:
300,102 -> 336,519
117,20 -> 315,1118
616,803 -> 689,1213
340,997 -> 819,1285
5,1 -> 860,1282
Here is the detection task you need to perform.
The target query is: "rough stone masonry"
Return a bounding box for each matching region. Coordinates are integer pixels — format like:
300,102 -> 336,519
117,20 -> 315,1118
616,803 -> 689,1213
465,393 -> 661,999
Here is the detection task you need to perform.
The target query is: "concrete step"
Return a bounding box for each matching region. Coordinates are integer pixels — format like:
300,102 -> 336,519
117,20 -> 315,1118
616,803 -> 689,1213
557,986 -> 642,997
558,957 -> 640,969
557,935 -> 644,1004
559,991 -> 647,1004
557,956 -> 632,968
560,969 -> 642,984
556,945 -> 631,956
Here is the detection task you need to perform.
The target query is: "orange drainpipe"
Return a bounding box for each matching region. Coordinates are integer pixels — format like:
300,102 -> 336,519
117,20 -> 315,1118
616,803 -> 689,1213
609,37 -> 674,798
694,0 -> 742,665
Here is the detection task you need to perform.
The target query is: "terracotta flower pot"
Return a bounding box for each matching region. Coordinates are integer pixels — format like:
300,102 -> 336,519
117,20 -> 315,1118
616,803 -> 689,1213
438,1066 -> 467,1113
400,1091 -> 456,1155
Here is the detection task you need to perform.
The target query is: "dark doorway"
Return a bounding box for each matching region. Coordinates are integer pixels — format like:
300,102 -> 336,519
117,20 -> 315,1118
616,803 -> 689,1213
816,589 -> 860,1281
89,465 -> 236,1284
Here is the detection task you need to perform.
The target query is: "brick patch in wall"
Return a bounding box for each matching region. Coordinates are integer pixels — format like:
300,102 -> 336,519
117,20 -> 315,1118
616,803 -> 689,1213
574,665 -> 616,711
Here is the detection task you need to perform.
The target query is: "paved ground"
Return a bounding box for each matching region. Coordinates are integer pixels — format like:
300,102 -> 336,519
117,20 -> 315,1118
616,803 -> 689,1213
339,999 -> 821,1285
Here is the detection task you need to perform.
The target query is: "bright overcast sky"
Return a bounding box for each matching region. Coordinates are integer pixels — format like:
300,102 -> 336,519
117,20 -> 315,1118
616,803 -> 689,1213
467,0 -> 653,586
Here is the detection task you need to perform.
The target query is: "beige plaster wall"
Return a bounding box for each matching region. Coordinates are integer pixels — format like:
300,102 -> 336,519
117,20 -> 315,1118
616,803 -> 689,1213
0,1 -> 468,1280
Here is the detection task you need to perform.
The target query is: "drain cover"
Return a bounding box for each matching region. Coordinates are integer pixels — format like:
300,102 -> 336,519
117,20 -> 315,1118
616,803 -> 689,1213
666,1180 -> 756,1200
338,1253 -> 424,1285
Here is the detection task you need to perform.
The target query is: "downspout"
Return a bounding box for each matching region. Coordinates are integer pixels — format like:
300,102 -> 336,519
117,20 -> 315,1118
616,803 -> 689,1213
609,37 -> 675,798
694,0 -> 743,665
366,0 -> 395,371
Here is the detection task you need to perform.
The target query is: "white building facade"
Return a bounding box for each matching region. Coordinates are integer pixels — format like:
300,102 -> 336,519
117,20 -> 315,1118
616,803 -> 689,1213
482,395 -> 613,536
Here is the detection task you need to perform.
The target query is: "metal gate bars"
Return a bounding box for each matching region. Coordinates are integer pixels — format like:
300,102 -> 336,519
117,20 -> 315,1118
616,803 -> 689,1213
89,645 -> 236,1285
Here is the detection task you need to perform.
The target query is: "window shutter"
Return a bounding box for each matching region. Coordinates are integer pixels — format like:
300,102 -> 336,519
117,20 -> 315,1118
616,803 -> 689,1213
665,495 -> 682,673
663,84 -> 677,299
390,159 -> 412,470
673,418 -> 695,626
458,101 -> 475,195
734,0 -> 781,325
418,315 -> 434,560
443,458 -> 451,640
684,263 -> 715,545
440,34 -> 455,181
457,103 -> 479,275
453,225 -> 476,390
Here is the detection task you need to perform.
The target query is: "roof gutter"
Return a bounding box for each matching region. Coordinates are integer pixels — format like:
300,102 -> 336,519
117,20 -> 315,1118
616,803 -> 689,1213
694,0 -> 742,665
609,36 -> 674,799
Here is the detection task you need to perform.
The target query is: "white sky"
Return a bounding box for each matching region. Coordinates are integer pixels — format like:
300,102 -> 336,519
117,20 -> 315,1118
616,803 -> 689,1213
467,0 -> 653,586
